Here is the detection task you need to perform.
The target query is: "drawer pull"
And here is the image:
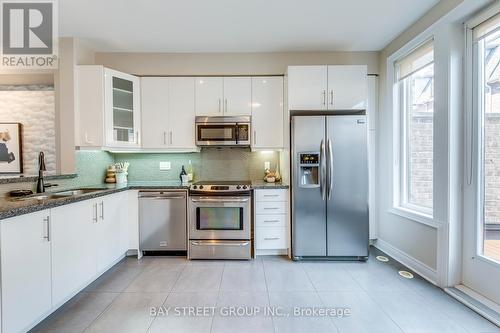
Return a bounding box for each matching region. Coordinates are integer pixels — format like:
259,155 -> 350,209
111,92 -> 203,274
264,207 -> 279,210
264,237 -> 280,241
263,194 -> 280,197
264,220 -> 280,223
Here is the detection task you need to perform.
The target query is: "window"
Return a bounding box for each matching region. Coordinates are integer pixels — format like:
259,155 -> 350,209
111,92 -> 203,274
473,13 -> 500,262
394,40 -> 434,216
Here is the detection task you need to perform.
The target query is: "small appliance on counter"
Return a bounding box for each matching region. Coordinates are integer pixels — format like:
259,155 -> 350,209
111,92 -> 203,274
188,181 -> 252,260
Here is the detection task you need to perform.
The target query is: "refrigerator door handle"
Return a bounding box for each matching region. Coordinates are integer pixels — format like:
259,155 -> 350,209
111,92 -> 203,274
320,139 -> 326,200
327,139 -> 333,200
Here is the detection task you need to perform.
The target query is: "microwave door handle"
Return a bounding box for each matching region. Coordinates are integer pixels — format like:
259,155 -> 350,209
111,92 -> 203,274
235,123 -> 239,144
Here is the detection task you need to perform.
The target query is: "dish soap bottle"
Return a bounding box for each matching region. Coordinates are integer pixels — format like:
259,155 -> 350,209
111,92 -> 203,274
186,160 -> 194,181
180,165 -> 187,182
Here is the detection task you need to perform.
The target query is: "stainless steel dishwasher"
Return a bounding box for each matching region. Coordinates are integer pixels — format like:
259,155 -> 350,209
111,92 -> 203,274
139,191 -> 187,254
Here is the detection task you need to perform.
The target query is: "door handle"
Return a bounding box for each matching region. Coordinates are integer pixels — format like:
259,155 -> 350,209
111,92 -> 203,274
330,90 -> 334,106
100,201 -> 104,220
224,98 -> 228,113
327,139 -> 333,200
191,241 -> 250,247
218,99 -> 221,113
169,131 -> 173,145
320,139 -> 326,200
163,131 -> 167,145
191,197 -> 249,203
43,216 -> 50,241
93,203 -> 98,223
322,90 -> 326,105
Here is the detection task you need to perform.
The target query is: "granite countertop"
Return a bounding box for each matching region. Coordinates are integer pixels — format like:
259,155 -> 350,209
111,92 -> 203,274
0,180 -> 289,220
0,181 -> 189,220
251,180 -> 289,189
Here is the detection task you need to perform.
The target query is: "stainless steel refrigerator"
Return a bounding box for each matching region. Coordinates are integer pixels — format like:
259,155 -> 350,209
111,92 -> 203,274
291,113 -> 369,260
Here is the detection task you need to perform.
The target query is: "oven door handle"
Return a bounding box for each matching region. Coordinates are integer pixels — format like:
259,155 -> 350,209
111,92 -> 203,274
190,197 -> 250,203
191,240 -> 250,247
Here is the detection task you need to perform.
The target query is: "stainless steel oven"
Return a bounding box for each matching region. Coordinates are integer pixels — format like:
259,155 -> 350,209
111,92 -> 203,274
195,116 -> 251,146
188,182 -> 252,260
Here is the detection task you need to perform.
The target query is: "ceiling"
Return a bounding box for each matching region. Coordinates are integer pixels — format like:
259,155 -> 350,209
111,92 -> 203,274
60,0 -> 440,53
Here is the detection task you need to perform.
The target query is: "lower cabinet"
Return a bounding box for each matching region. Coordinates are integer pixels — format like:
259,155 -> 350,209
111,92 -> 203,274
0,192 -> 130,333
254,189 -> 289,255
51,200 -> 97,307
0,211 -> 52,333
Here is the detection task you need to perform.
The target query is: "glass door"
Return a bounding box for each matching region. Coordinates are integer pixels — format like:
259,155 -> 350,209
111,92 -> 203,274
104,69 -> 141,147
463,11 -> 500,305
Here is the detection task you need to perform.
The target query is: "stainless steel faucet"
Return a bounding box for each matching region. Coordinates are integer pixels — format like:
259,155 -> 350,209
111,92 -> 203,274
36,152 -> 57,193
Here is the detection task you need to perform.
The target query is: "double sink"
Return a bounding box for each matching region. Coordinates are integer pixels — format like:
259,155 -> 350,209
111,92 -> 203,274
19,188 -> 108,201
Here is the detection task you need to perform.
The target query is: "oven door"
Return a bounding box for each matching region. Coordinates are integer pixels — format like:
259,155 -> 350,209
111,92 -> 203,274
189,196 -> 251,240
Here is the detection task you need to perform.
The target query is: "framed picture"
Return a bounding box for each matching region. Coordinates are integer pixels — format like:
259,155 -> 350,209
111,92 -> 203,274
0,123 -> 23,174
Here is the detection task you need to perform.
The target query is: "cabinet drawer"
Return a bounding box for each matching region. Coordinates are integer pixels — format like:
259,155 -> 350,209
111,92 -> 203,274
256,227 -> 287,250
255,214 -> 286,227
255,189 -> 287,202
256,201 -> 286,215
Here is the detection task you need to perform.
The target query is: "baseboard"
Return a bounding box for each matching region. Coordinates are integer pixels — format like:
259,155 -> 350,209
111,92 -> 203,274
374,238 -> 438,285
446,285 -> 500,327
255,249 -> 288,256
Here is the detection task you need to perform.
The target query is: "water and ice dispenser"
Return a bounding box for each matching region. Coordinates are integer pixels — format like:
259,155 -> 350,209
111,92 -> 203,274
298,152 -> 320,188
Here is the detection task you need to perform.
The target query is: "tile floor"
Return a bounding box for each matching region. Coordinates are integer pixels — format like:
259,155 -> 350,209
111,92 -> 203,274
31,248 -> 500,333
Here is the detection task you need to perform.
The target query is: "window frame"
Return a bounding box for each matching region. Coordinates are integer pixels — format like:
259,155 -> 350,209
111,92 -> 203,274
392,38 -> 435,219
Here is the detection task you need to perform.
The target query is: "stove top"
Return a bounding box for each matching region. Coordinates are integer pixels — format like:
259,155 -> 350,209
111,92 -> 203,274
190,180 -> 251,193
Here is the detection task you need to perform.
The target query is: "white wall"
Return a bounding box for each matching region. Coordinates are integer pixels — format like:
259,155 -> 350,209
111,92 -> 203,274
375,0 -> 491,285
94,51 -> 379,76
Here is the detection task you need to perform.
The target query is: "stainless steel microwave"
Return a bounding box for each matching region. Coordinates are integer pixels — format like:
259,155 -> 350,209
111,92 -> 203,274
195,116 -> 251,146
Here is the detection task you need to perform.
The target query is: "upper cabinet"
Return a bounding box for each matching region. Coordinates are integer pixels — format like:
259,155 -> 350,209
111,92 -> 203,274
141,77 -> 196,151
105,69 -> 141,148
195,77 -> 251,116
251,77 -> 284,149
76,65 -> 141,149
288,65 -> 367,111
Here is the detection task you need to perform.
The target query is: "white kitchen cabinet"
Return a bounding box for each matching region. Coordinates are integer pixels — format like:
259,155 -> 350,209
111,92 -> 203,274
141,77 -> 169,149
327,65 -> 367,109
195,77 -> 224,116
195,77 -> 251,116
287,65 -> 367,111
169,77 -> 196,149
222,77 -> 251,115
95,193 -> 127,273
105,68 -> 141,148
51,200 -> 96,307
251,77 -> 284,149
141,77 -> 196,150
288,66 -> 328,110
76,65 -> 141,149
254,189 -> 289,254
1,211 -> 52,333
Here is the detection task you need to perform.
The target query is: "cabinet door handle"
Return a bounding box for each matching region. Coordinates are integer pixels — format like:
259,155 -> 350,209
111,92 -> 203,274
264,207 -> 279,210
264,237 -> 280,241
43,216 -> 50,241
322,90 -> 326,105
263,220 -> 280,223
163,131 -> 167,145
100,201 -> 104,220
218,99 -> 221,113
169,131 -> 173,145
253,131 -> 256,145
93,203 -> 98,223
224,98 -> 228,113
263,194 -> 279,197
330,90 -> 334,106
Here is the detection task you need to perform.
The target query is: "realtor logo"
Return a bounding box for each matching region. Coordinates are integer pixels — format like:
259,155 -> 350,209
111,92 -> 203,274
1,0 -> 58,68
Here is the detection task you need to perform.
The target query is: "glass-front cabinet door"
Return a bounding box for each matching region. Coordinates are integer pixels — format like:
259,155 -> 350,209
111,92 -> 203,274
104,69 -> 141,147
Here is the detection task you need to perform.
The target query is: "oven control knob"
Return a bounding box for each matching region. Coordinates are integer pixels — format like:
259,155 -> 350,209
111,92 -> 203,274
192,185 -> 197,190
199,185 -> 204,189
242,185 -> 248,189
236,185 -> 241,189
